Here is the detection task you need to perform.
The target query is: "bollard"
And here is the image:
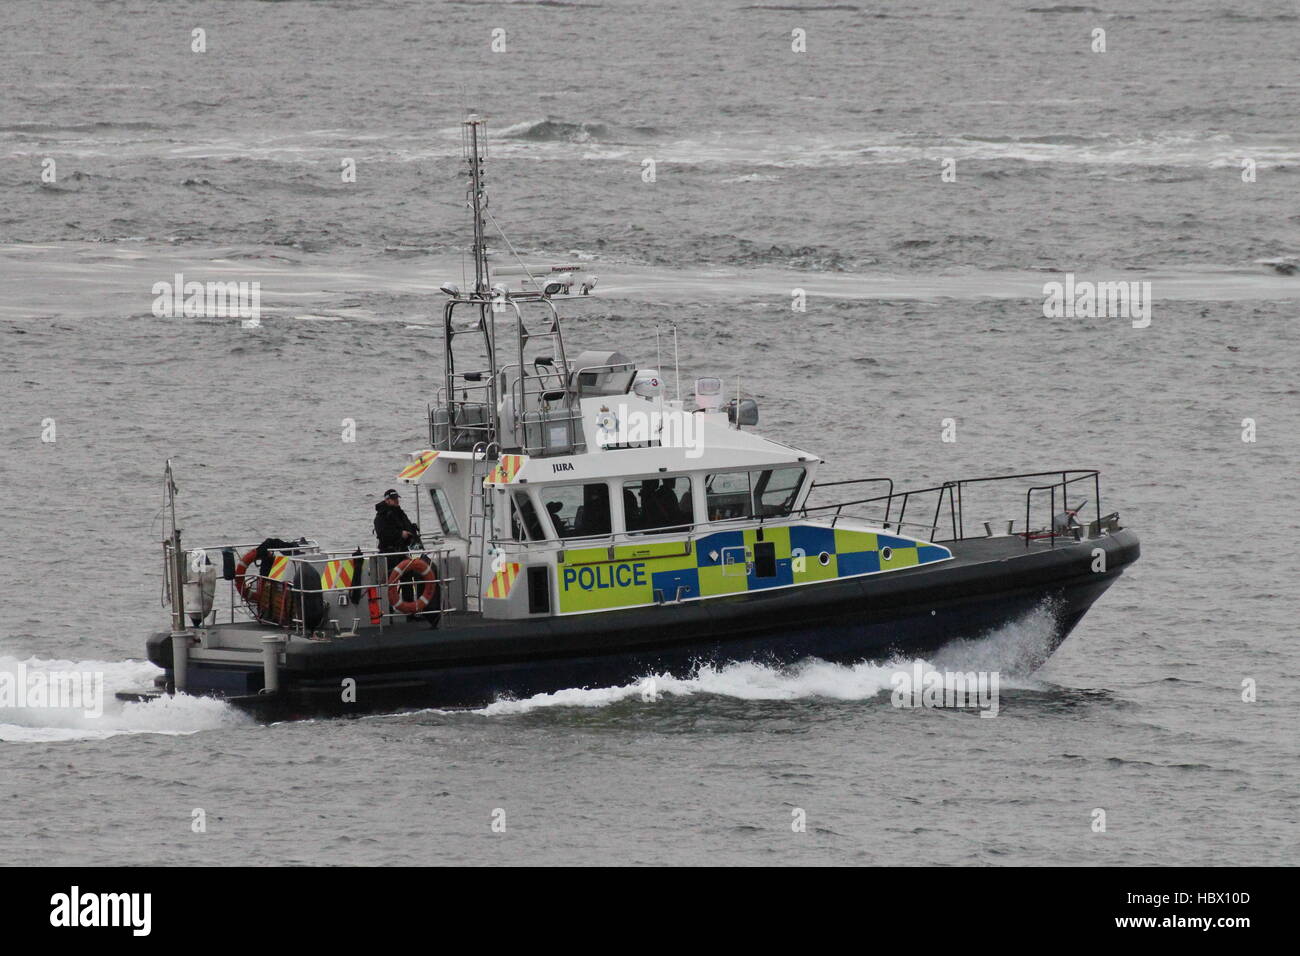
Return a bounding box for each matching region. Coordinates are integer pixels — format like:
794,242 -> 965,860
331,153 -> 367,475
261,635 -> 284,694
171,632 -> 191,693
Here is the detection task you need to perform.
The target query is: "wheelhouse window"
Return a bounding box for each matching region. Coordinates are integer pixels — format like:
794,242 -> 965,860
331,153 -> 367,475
511,492 -> 545,541
426,486 -> 461,537
705,471 -> 753,520
623,477 -> 692,532
706,467 -> 805,521
755,467 -> 805,517
541,483 -> 611,539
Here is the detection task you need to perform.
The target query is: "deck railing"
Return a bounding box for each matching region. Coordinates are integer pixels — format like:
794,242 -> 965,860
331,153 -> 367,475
164,541 -> 456,636
801,470 -> 1104,547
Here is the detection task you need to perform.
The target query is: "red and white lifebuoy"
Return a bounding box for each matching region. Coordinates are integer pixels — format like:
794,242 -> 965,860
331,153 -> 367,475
234,547 -> 261,600
387,557 -> 439,615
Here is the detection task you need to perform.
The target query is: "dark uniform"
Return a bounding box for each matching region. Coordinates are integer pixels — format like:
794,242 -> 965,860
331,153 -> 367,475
374,490 -> 419,576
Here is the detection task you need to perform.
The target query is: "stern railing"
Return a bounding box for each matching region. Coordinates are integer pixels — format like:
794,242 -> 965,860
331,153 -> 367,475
164,541 -> 457,637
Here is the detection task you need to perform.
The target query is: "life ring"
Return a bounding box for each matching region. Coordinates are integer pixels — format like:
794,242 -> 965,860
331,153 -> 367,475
387,557 -> 438,615
234,547 -> 261,600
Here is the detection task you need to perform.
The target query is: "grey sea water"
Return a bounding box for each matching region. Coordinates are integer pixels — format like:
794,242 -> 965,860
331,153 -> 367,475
1,0 -> 1297,865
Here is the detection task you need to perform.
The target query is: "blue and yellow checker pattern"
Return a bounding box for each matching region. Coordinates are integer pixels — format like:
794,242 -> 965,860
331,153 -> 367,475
555,524 -> 951,614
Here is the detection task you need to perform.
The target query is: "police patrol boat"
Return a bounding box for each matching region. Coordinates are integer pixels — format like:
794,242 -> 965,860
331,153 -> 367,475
120,118 -> 1140,720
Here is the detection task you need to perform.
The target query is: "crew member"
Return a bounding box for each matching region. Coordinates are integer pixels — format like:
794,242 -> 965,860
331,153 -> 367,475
374,489 -> 419,575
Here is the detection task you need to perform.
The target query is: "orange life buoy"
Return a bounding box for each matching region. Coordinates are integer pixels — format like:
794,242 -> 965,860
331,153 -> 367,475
386,557 -> 438,615
234,547 -> 261,600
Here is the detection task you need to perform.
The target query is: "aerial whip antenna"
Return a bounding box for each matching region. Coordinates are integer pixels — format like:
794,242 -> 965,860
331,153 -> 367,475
464,115 -> 490,295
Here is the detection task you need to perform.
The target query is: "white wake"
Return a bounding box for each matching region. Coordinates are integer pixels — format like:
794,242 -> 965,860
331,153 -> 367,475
475,602 -> 1062,716
0,656 -> 249,743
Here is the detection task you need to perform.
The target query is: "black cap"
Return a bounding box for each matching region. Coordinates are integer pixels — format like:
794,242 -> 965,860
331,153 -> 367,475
383,488 -> 400,499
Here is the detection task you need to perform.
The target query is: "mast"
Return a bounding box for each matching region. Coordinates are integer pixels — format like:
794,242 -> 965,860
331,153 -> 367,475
465,115 -> 490,295
438,115 -> 578,455
438,116 -> 500,451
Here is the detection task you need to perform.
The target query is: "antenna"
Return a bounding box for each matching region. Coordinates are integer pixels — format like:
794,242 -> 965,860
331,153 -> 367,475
672,325 -> 680,403
655,327 -> 665,419
484,208 -> 541,292
464,115 -> 490,295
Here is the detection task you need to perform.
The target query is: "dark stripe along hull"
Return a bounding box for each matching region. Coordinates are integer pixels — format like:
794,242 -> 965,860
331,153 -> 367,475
146,530 -> 1139,720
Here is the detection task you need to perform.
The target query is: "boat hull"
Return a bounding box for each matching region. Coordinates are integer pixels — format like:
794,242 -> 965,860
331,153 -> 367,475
132,529 -> 1139,720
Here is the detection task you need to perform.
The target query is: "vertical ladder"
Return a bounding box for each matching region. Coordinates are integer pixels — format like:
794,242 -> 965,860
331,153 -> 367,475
464,442 -> 497,612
